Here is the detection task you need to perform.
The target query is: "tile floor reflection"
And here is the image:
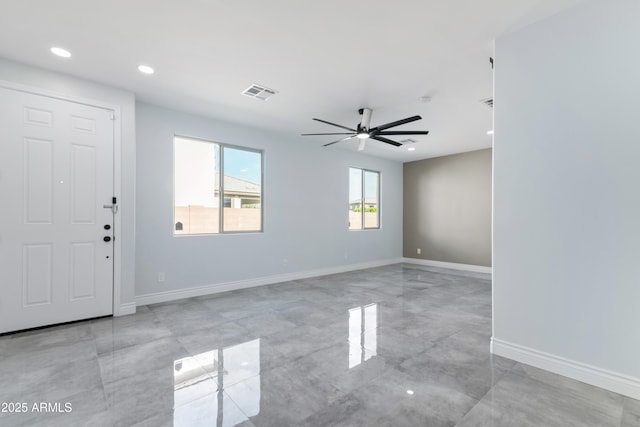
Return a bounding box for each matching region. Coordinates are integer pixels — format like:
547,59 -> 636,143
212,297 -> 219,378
0,263 -> 638,426
173,339 -> 260,426
348,304 -> 377,369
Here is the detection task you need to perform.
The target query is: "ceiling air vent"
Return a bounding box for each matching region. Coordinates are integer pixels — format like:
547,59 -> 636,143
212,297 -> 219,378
480,97 -> 494,108
242,84 -> 278,101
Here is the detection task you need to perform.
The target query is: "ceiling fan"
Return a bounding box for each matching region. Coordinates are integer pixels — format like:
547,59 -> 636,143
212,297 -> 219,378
302,108 -> 429,151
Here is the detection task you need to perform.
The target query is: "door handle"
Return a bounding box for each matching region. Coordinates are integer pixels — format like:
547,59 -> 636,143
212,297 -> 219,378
103,204 -> 118,214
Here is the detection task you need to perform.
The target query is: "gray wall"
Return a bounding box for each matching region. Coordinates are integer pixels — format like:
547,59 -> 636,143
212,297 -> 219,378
0,58 -> 137,310
135,102 -> 403,298
493,0 -> 640,394
403,149 -> 492,267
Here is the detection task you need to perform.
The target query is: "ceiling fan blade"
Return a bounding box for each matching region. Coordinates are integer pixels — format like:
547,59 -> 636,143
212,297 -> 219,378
301,132 -> 356,136
370,135 -> 402,147
376,130 -> 430,136
323,136 -> 355,147
370,115 -> 422,133
313,118 -> 356,132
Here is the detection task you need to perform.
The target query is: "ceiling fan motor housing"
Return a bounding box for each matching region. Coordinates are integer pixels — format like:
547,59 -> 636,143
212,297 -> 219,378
358,108 -> 372,133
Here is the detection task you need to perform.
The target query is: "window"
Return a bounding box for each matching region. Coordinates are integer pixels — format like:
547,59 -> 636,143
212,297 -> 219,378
349,167 -> 379,230
174,136 -> 262,234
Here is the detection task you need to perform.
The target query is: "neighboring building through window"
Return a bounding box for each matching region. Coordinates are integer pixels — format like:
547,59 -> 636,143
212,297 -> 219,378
174,136 -> 262,234
349,168 -> 380,230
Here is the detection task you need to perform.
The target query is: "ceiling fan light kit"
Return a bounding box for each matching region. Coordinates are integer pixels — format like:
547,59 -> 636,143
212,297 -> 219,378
302,107 -> 429,151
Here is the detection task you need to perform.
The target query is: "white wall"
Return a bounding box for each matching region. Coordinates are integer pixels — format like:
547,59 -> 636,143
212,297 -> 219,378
135,102 -> 403,300
0,58 -> 137,310
493,0 -> 640,398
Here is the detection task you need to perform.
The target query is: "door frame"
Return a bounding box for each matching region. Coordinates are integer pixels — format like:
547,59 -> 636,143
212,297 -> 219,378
0,79 -> 125,317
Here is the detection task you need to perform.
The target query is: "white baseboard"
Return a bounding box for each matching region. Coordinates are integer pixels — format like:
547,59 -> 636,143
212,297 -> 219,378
491,338 -> 640,400
136,258 -> 403,306
402,257 -> 492,274
114,302 -> 136,317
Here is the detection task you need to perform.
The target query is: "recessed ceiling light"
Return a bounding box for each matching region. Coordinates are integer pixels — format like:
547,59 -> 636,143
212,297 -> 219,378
407,390 -> 415,395
138,65 -> 155,75
408,147 -> 416,152
50,47 -> 71,58
487,130 -> 494,135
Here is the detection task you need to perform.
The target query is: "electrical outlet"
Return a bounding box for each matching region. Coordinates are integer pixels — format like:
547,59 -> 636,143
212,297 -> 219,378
158,272 -> 165,282
344,252 -> 349,260
417,248 -> 421,255
282,258 -> 288,267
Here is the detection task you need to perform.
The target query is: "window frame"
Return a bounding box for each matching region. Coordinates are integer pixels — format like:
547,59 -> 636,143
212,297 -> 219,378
173,134 -> 264,236
349,167 -> 380,231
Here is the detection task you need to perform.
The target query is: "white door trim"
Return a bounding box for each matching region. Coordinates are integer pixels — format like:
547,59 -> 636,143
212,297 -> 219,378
0,79 -> 125,317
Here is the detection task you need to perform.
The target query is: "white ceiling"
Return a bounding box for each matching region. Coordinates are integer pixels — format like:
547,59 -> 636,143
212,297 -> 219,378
0,0 -> 582,162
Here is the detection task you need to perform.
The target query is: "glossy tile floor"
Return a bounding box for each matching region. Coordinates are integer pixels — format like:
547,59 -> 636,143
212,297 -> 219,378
1,263 -> 639,426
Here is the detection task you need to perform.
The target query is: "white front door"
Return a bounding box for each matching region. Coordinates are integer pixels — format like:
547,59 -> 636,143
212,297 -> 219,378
0,87 -> 115,333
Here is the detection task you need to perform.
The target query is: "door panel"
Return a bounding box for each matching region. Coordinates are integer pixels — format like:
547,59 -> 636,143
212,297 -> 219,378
24,137 -> 54,223
70,242 -> 97,300
0,87 -> 114,333
70,143 -> 97,223
22,244 -> 53,306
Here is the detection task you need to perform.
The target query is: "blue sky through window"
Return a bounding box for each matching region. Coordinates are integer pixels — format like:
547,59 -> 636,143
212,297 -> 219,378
224,147 -> 261,184
349,168 -> 378,203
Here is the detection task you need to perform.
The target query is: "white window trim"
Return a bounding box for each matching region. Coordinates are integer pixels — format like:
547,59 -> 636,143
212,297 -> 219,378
349,167 -> 380,230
